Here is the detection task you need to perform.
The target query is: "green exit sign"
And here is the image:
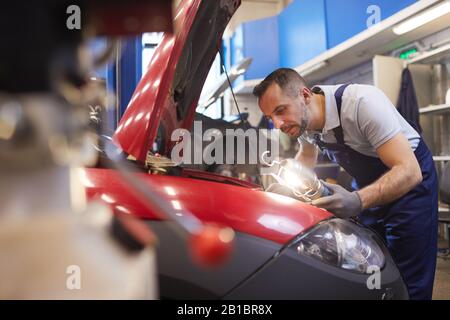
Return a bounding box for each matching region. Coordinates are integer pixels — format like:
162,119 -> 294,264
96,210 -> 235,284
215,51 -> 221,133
399,48 -> 418,60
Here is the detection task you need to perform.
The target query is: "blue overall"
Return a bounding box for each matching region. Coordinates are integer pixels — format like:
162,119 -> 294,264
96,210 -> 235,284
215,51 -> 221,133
315,84 -> 438,300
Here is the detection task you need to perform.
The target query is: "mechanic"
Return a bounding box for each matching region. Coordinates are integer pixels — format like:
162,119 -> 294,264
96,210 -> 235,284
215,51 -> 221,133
253,68 -> 438,300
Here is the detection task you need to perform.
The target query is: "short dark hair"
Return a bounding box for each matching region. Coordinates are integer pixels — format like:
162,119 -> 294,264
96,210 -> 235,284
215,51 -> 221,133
253,68 -> 308,99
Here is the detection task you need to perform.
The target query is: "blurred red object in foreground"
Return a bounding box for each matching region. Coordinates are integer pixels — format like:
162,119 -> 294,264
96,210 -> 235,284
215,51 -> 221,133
190,224 -> 235,267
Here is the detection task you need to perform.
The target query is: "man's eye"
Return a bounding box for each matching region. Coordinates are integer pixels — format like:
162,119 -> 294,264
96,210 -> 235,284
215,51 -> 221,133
275,107 -> 285,115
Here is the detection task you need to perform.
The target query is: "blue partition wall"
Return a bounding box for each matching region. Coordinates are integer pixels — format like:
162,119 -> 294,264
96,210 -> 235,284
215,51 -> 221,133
325,0 -> 417,48
229,0 -> 418,81
87,36 -> 144,129
241,15 -> 280,80
278,0 -> 328,69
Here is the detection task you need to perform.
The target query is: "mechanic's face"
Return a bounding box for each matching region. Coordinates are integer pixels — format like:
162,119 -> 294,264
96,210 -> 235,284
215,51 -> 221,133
258,83 -> 312,138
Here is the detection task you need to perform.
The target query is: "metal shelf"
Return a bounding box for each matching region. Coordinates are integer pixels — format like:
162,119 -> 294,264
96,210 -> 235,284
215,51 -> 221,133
406,43 -> 450,65
419,104 -> 450,115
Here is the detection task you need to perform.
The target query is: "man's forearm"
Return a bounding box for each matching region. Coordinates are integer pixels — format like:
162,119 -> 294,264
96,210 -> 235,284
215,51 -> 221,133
356,165 -> 422,210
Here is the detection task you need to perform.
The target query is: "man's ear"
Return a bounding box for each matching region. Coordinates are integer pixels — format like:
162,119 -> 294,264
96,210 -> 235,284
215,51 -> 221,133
301,87 -> 312,104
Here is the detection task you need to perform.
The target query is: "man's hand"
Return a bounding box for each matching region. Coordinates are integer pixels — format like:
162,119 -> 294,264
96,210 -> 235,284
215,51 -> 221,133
312,181 -> 362,219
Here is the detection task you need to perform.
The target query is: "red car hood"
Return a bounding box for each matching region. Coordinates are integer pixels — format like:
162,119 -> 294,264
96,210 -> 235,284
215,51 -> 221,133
113,0 -> 241,162
83,168 -> 332,245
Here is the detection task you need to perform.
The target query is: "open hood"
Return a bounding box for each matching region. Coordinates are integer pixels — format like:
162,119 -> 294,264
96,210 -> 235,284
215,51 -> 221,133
113,0 -> 242,162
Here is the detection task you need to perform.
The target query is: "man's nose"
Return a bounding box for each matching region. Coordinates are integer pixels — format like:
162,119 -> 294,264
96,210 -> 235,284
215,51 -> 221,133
272,116 -> 284,129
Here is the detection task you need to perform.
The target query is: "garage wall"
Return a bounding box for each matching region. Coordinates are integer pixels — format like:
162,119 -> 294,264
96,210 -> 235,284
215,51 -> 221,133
321,61 -> 373,86
324,0 -> 418,49
226,0 -> 419,81
243,16 -> 280,80
278,0 -> 328,68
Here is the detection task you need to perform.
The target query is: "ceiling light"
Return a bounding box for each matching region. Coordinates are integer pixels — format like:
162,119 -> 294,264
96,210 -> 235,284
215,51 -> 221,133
393,1 -> 450,35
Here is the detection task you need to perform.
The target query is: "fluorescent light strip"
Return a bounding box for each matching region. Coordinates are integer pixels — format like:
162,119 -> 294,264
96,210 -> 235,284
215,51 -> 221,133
393,0 -> 450,35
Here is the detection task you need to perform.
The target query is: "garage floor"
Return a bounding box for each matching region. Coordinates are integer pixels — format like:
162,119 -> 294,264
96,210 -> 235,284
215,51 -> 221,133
433,237 -> 450,300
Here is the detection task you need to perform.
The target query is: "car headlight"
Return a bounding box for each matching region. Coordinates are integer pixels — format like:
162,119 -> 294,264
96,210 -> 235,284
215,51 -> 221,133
293,219 -> 385,274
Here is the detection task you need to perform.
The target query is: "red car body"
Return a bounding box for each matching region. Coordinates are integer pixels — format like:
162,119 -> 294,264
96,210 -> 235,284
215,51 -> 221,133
84,168 -> 331,245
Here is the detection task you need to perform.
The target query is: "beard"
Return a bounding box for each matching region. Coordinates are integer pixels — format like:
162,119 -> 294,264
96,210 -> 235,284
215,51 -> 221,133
298,117 -> 308,137
281,108 -> 309,138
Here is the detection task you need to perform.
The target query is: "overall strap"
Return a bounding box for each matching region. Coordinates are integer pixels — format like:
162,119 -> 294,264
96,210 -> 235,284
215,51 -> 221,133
332,84 -> 351,145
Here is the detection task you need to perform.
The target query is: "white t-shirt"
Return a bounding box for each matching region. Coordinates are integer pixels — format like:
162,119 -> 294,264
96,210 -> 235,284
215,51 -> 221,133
303,84 -> 420,158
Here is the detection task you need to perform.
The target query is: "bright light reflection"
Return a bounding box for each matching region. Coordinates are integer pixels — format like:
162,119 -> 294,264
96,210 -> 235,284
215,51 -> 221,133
135,112 -> 144,121
164,186 -> 176,196
142,83 -> 151,92
115,205 -> 131,214
100,194 -> 115,204
124,117 -> 133,128
258,214 -> 303,235
265,192 -> 296,205
171,200 -> 182,210
78,170 -> 95,188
